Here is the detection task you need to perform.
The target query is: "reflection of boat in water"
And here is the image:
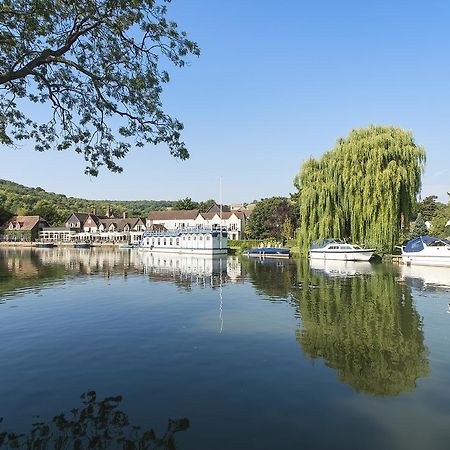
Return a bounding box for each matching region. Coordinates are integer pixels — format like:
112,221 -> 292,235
400,264 -> 450,289
401,236 -> 450,267
242,247 -> 290,258
310,239 -> 375,261
309,259 -> 374,277
139,251 -> 228,279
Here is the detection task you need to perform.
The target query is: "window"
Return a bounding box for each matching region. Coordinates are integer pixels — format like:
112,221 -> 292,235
158,238 -> 161,245
164,238 -> 167,245
170,238 -> 173,246
176,238 -> 180,245
206,236 -> 210,241
199,236 -> 203,241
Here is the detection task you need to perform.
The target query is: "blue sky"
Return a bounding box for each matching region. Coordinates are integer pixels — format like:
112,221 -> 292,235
1,0 -> 450,203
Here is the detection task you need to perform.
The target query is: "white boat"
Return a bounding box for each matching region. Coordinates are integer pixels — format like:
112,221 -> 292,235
138,226 -> 228,255
401,236 -> 450,267
309,239 -> 375,261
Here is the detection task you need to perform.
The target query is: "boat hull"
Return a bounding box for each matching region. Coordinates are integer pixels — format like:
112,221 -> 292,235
401,253 -> 450,267
35,242 -> 55,248
74,243 -> 91,249
309,250 -> 374,262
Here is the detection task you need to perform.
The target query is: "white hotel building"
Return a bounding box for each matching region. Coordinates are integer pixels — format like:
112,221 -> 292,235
146,207 -> 248,241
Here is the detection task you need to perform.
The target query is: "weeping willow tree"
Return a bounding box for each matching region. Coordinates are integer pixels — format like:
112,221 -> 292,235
295,126 -> 426,253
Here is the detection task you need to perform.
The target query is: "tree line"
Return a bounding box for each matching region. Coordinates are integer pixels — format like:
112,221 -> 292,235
0,180 -> 218,226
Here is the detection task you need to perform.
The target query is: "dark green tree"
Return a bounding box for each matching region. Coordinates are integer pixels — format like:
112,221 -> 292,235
245,197 -> 298,240
198,199 -> 216,213
409,213 -> 428,239
429,201 -> 450,238
0,0 -> 200,175
173,197 -> 198,210
416,195 -> 440,221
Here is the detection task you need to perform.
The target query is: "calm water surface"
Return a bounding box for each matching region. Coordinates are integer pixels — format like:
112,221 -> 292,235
0,247 -> 449,449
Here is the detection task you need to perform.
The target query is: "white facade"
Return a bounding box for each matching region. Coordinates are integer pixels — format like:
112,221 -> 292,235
148,211 -> 247,240
139,227 -> 228,254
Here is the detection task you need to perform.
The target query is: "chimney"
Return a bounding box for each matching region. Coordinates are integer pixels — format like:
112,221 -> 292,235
123,211 -> 126,219
92,208 -> 96,215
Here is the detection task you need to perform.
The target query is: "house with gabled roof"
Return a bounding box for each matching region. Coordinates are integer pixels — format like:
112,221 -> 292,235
1,216 -> 49,241
146,208 -> 249,240
146,209 -> 200,230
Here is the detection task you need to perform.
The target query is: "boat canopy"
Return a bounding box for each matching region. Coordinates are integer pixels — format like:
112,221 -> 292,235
310,239 -> 344,249
404,236 -> 450,253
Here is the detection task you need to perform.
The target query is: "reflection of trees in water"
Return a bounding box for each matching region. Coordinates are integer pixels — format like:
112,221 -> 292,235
240,257 -> 296,300
293,260 -> 430,396
0,249 -> 68,299
0,391 -> 189,450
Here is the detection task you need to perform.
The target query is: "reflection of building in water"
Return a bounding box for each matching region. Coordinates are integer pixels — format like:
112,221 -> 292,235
400,264 -> 450,290
309,259 -> 374,278
35,247 -> 142,275
139,252 -> 232,287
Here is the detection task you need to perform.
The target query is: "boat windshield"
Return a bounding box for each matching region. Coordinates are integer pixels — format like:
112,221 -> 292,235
311,239 -> 343,249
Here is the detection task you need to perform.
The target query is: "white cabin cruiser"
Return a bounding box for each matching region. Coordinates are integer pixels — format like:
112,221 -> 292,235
401,236 -> 450,267
309,239 -> 375,262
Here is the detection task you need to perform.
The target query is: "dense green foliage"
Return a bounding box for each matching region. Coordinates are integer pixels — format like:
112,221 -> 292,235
0,179 -> 176,225
429,200 -> 450,237
0,0 -> 199,175
173,197 -> 216,212
409,213 -> 428,239
295,126 -> 426,253
416,195 -> 439,221
245,197 -> 298,242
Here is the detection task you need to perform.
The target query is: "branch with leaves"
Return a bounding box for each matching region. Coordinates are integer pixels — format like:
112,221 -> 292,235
0,0 -> 200,175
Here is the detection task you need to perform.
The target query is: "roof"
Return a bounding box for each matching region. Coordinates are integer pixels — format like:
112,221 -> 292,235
148,209 -> 200,221
405,236 -> 450,253
2,216 -> 48,231
99,217 -> 139,231
206,203 -> 231,213
66,212 -> 90,223
200,211 -> 246,220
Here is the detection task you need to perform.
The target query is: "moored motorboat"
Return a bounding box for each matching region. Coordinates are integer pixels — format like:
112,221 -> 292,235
401,236 -> 450,267
35,242 -> 55,248
119,243 -> 135,249
242,247 -> 290,258
309,239 -> 374,261
73,242 -> 91,249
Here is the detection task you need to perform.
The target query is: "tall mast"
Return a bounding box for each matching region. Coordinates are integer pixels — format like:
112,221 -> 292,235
219,176 -> 223,250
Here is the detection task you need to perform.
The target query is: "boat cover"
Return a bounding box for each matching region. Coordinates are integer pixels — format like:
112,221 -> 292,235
404,236 -> 450,253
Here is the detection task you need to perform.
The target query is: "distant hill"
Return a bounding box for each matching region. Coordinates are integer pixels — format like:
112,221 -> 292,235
0,179 -> 176,226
